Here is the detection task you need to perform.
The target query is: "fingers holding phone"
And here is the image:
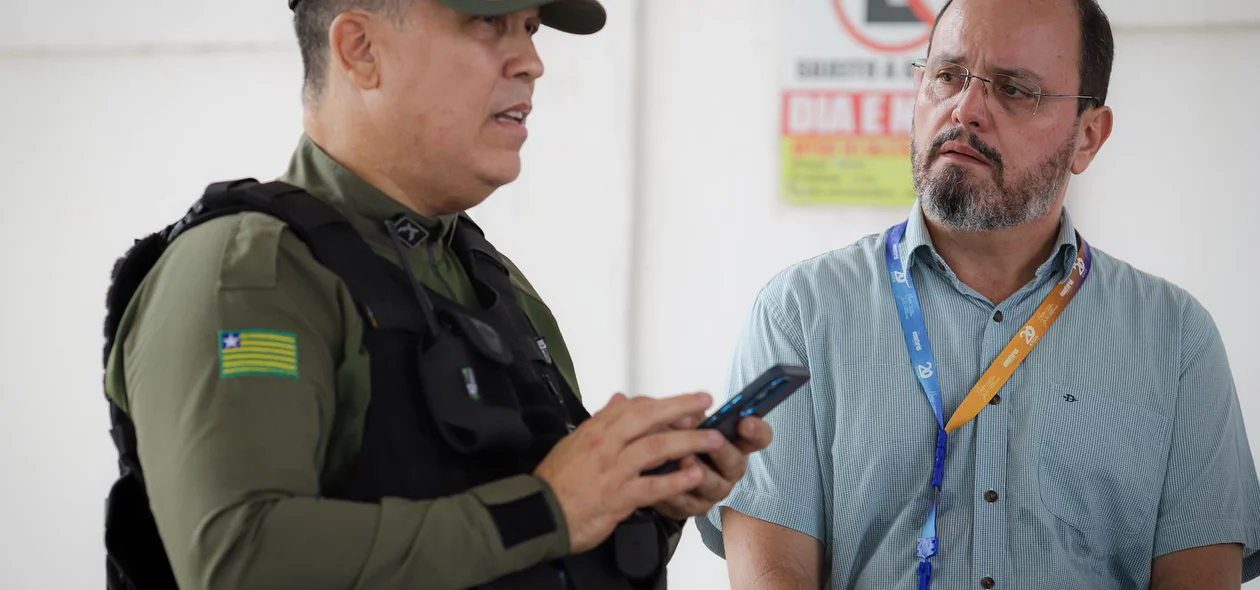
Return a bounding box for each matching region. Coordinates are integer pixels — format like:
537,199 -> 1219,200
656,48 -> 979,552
732,414 -> 774,454
707,415 -> 773,477
532,392 -> 723,554
650,416 -> 775,521
646,364 -> 805,520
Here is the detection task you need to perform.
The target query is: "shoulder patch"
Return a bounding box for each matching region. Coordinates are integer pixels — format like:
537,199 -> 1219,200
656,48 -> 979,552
219,330 -> 299,379
218,212 -> 289,290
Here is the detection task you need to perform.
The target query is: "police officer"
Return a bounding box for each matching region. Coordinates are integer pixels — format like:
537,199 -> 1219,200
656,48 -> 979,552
99,1 -> 774,589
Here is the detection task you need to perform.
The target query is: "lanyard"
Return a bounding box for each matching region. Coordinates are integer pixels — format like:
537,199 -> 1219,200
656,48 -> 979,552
883,220 -> 1092,590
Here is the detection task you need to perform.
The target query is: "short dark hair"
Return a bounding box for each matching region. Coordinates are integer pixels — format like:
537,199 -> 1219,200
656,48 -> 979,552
294,0 -> 408,104
926,0 -> 1114,114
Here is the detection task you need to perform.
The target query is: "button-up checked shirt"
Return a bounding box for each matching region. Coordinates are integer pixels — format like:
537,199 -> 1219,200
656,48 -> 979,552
697,201 -> 1260,589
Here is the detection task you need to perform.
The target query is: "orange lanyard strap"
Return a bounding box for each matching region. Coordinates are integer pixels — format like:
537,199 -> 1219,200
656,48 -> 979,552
945,239 -> 1093,430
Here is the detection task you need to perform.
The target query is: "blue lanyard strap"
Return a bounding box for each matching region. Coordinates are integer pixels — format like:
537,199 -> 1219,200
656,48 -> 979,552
886,222 -> 947,589
884,220 -> 1092,590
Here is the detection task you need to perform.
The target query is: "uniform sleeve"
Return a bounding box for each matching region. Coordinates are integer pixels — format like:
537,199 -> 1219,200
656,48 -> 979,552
118,214 -> 571,590
695,283 -> 827,558
1151,298 -> 1260,581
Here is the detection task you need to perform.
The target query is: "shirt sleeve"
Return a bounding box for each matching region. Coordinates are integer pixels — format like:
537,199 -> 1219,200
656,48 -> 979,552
114,213 -> 571,590
695,281 -> 828,559
1151,297 -> 1260,581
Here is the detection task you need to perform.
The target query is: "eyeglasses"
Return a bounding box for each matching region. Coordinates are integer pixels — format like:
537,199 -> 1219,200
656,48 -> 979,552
911,59 -> 1100,117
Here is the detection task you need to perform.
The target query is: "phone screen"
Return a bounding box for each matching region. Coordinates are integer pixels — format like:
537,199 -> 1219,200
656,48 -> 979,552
699,375 -> 792,428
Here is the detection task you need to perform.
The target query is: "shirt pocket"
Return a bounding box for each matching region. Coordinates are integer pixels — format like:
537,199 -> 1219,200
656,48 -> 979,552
1037,382 -> 1170,536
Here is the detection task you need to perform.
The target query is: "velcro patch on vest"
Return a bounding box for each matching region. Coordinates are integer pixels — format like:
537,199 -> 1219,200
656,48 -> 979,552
485,492 -> 556,549
219,330 -> 299,379
390,216 -> 428,249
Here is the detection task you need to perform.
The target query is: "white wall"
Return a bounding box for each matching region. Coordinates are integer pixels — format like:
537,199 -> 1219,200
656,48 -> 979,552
0,1 -> 1256,589
1096,0 -> 1260,28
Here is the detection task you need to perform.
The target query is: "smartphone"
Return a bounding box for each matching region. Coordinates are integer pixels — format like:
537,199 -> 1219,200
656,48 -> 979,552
643,363 -> 810,476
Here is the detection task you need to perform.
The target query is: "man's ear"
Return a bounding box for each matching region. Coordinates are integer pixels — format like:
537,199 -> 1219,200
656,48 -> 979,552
1071,105 -> 1113,175
329,11 -> 381,91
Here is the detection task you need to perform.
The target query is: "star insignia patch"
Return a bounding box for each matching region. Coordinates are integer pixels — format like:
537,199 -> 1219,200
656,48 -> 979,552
219,330 -> 299,379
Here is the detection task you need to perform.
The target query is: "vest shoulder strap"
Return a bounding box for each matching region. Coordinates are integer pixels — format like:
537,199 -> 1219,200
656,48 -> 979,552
197,179 -> 423,332
107,178 -> 423,363
450,218 -> 592,426
103,178 -> 426,463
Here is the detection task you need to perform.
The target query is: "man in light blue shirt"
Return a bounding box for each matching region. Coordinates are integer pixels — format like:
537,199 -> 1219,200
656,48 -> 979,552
697,0 -> 1260,588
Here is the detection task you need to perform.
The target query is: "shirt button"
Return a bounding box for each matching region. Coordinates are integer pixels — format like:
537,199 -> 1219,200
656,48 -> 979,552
984,490 -> 999,503
981,576 -> 996,589
993,310 -> 1004,322
989,394 -> 1001,405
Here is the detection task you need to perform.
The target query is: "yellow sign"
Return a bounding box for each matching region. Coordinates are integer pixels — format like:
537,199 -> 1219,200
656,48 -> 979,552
780,88 -> 917,206
781,136 -> 916,206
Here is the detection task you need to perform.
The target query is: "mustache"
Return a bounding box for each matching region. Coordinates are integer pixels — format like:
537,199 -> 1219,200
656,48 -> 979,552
929,127 -> 1003,170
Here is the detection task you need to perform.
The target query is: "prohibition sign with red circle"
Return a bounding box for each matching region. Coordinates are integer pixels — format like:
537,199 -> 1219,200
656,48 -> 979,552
832,0 -> 938,54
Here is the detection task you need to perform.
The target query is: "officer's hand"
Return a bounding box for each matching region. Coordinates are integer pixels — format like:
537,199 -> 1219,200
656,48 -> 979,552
649,416 -> 774,521
533,392 -> 723,554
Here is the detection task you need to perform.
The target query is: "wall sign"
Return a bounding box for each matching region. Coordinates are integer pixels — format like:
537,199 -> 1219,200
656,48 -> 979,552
781,0 -> 945,206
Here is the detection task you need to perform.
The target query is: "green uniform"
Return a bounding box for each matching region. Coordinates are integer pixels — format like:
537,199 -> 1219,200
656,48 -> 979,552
105,134 -> 676,589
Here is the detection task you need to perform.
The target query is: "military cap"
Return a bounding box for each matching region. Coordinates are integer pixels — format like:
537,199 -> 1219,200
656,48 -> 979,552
288,0 -> 606,35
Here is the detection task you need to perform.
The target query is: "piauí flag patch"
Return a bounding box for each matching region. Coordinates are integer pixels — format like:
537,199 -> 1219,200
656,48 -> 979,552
219,330 -> 299,379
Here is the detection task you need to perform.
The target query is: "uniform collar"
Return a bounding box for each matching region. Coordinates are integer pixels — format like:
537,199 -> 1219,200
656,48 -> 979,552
276,133 -> 460,246
897,199 -> 1081,280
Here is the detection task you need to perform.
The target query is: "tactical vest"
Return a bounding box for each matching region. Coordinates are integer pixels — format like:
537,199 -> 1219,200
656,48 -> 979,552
101,179 -> 677,590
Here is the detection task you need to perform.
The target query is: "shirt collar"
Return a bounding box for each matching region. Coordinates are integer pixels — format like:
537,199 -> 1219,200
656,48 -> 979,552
276,133 -> 460,246
898,199 -> 1081,279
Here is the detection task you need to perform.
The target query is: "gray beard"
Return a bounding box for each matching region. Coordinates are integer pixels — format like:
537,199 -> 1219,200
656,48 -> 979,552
911,125 -> 1077,232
